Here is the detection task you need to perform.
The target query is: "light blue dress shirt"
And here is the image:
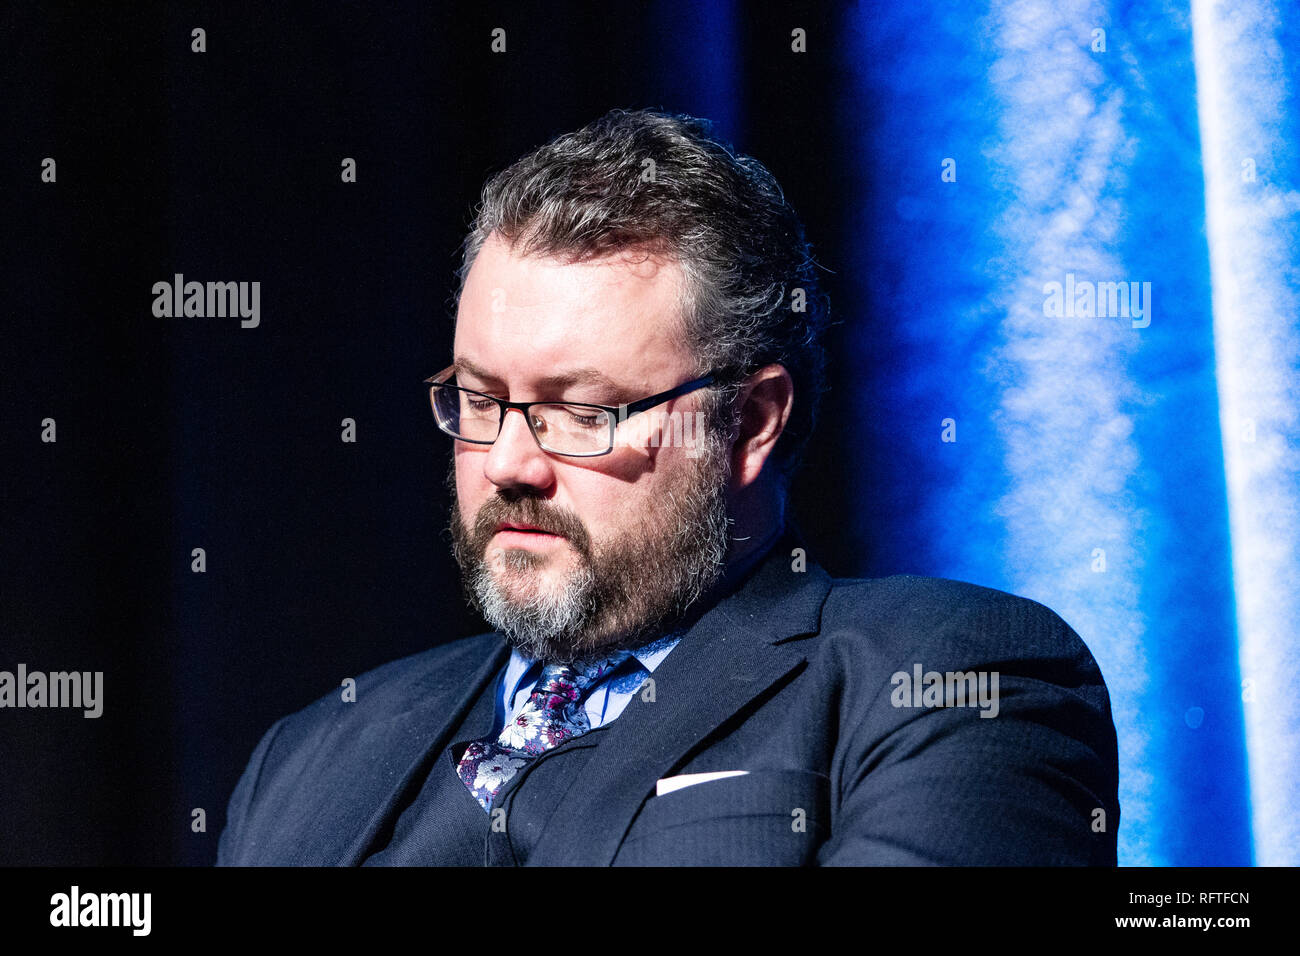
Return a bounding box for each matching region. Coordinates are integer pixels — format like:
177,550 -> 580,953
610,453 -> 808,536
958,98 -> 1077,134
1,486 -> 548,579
490,522 -> 785,736
495,631 -> 681,733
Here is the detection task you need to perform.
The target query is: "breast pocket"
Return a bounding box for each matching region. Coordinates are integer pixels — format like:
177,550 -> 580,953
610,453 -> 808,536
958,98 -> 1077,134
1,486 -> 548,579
614,769 -> 831,867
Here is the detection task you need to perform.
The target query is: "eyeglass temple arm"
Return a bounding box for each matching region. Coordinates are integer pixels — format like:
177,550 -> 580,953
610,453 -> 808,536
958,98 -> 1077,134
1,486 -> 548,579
621,374 -> 715,417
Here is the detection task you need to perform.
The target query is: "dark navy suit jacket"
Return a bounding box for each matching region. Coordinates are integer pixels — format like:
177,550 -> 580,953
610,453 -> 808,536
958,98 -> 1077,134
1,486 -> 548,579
217,531 -> 1119,865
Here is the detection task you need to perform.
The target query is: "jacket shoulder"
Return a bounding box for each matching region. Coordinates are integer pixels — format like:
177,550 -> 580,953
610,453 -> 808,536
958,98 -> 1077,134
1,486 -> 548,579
820,572 -> 1098,669
811,574 -> 1118,865
274,629 -> 503,743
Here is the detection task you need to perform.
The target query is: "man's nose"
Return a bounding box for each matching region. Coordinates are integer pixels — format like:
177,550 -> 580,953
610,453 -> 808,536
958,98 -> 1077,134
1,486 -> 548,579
482,407 -> 556,491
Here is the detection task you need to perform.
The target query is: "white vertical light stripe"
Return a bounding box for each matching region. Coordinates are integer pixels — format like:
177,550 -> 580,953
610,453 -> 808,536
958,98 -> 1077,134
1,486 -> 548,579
1191,0 -> 1300,866
984,0 -> 1154,864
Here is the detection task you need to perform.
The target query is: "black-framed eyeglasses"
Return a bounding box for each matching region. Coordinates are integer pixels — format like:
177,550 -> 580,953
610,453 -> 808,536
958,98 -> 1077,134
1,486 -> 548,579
423,364 -> 717,457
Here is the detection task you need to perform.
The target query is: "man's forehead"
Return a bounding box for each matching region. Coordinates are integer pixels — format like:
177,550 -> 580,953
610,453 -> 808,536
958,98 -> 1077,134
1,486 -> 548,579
453,233 -> 693,386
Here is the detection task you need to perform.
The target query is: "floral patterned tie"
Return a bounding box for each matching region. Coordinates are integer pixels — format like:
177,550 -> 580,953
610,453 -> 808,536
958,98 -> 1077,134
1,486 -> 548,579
457,655 -> 629,811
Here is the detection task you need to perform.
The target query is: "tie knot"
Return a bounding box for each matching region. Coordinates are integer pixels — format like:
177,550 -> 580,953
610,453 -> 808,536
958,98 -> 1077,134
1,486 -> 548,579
534,663 -> 582,708
536,651 -> 631,705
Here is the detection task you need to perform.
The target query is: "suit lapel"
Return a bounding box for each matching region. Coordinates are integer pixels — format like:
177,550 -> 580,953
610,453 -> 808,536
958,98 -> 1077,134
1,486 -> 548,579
329,636 -> 509,864
525,531 -> 833,866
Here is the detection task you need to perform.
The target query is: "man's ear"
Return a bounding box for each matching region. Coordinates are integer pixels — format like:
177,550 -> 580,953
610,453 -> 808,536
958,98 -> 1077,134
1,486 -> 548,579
729,364 -> 794,489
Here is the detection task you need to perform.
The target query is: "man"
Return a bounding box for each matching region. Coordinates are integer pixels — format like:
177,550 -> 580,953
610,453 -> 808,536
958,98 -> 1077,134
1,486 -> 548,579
217,108 -> 1119,866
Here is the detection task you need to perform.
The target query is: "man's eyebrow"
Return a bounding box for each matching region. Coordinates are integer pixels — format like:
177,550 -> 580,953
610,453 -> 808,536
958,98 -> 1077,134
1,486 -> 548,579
453,358 -> 633,397
451,357 -> 501,382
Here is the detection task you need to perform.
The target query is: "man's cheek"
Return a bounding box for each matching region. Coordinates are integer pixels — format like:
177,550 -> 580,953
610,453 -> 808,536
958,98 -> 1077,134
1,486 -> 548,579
454,479 -> 484,529
452,452 -> 484,497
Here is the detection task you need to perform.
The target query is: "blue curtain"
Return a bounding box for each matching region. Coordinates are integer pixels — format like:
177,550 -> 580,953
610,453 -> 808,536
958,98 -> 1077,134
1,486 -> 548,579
660,0 -> 1298,865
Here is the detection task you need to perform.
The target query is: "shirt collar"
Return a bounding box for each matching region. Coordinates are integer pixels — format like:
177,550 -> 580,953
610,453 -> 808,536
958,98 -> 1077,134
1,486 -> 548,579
503,627 -> 677,699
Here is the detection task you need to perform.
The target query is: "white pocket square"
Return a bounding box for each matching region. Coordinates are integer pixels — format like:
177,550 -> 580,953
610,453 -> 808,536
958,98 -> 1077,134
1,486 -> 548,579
655,770 -> 749,796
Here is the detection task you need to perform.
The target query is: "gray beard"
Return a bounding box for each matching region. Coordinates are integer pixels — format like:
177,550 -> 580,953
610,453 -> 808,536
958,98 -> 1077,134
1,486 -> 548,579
447,435 -> 733,665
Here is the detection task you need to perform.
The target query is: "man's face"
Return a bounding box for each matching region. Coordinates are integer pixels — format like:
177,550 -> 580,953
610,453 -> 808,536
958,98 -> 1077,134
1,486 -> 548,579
447,233 -> 733,663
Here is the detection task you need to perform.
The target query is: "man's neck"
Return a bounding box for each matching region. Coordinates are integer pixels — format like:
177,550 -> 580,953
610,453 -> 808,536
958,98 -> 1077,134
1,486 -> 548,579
723,465 -> 788,574
706,518 -> 785,607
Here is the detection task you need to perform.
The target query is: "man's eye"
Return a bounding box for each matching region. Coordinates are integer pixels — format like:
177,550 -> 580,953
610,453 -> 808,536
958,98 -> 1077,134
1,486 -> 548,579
550,406 -> 607,428
567,411 -> 603,428
465,397 -> 498,411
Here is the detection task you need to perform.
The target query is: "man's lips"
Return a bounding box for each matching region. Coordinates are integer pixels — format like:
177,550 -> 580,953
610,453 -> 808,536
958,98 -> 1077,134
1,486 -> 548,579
493,522 -> 565,538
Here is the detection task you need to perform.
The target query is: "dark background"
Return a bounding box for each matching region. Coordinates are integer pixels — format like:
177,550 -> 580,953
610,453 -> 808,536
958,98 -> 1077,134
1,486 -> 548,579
1,1 -> 865,865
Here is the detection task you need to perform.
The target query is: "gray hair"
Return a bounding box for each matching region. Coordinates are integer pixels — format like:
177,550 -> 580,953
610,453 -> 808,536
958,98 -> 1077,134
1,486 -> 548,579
455,108 -> 829,483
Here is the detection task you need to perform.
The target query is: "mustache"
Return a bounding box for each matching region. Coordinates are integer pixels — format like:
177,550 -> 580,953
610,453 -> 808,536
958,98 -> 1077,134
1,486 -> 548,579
469,492 -> 592,558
